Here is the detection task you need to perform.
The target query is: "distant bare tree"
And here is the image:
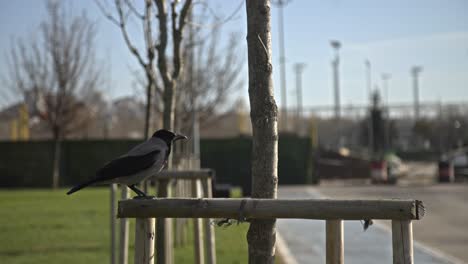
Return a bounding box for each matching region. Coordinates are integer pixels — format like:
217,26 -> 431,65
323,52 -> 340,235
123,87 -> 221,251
3,1 -> 101,188
96,0 -> 158,138
96,0 -> 192,136
127,8 -> 245,137
175,25 -> 244,134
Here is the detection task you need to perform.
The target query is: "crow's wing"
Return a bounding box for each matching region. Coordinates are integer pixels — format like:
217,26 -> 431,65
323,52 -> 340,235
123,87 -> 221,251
67,138 -> 168,195
95,149 -> 162,181
125,137 -> 167,157
67,148 -> 165,195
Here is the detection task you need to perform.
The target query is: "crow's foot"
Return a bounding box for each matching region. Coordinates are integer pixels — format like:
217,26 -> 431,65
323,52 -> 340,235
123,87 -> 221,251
128,184 -> 148,197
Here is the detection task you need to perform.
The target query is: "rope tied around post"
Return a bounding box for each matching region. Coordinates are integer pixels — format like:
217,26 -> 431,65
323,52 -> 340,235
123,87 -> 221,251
214,199 -> 250,227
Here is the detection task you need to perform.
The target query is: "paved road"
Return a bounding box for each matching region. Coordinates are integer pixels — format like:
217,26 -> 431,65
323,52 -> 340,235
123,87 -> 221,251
277,185 -> 468,264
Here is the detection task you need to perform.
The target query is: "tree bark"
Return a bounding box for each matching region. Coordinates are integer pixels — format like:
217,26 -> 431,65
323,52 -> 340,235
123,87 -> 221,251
163,81 -> 175,130
245,1 -> 278,263
144,73 -> 154,139
52,134 -> 62,189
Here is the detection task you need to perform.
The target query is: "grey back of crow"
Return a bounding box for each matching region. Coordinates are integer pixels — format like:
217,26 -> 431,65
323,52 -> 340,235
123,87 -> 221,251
66,137 -> 169,195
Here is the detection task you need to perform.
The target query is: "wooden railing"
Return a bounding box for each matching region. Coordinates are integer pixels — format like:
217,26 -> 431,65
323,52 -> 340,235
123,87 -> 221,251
110,169 -> 216,264
118,198 -> 425,264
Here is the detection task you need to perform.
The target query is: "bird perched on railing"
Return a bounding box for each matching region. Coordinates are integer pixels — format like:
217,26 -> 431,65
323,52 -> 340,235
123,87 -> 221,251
67,129 -> 187,197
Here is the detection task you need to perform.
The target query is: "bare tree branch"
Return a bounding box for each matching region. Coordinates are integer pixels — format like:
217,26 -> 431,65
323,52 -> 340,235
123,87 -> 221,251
115,0 -> 147,68
187,0 -> 243,29
155,0 -> 170,87
124,0 -> 145,19
172,0 -> 192,79
173,21 -> 244,135
96,0 -> 162,138
94,0 -> 120,26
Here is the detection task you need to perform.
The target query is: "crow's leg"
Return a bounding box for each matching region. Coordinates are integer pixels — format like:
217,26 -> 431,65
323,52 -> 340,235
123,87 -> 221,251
362,219 -> 373,231
128,184 -> 147,197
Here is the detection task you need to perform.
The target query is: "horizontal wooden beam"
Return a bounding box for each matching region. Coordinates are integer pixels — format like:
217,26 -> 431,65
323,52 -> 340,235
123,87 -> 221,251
150,169 -> 214,180
118,198 -> 425,220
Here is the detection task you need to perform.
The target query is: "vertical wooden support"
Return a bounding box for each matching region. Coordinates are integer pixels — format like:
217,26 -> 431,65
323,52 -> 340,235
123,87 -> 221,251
326,219 -> 344,264
119,186 -> 129,264
192,179 -> 205,264
174,180 -> 182,248
135,218 -> 155,264
183,180 -> 190,245
202,177 -> 216,264
156,179 -> 173,264
392,220 -> 413,264
110,184 -> 117,264
175,180 -> 189,248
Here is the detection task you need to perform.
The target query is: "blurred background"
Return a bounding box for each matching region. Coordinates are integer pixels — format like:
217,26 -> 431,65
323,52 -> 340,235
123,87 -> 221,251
0,0 -> 467,263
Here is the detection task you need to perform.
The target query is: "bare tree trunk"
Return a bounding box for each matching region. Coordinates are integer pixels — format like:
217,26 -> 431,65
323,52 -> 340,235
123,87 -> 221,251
154,1 -> 192,263
245,1 -> 278,263
157,79 -> 175,264
52,134 -> 62,189
143,77 -> 154,193
163,82 -> 175,130
144,79 -> 153,139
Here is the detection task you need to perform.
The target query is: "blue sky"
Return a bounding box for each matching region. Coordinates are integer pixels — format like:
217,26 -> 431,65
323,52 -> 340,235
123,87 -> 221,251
1,0 -> 467,110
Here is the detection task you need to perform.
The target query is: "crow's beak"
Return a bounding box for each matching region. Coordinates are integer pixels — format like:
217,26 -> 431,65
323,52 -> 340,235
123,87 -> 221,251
174,134 -> 188,141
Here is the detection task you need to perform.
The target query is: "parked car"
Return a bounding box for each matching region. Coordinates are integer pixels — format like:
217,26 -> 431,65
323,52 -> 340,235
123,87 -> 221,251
446,148 -> 468,181
371,152 -> 406,184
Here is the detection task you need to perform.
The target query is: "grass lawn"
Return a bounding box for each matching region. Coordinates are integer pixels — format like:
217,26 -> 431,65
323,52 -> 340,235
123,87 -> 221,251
0,188 -> 254,264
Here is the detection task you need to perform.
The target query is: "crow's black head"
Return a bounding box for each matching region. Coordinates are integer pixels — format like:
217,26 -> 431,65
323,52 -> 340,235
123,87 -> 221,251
152,129 -> 188,145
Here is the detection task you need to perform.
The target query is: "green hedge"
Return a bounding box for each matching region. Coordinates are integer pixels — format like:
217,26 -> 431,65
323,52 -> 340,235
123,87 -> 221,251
395,150 -> 440,161
0,140 -> 138,188
0,136 -> 313,193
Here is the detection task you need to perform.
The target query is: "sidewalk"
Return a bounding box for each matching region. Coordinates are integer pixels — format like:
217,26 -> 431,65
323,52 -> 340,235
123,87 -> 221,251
277,187 -> 457,264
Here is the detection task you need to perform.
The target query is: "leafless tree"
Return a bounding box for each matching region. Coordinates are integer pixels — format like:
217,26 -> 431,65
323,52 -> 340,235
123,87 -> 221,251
127,8 -> 245,137
96,0 -> 192,137
245,0 -> 278,263
3,1 -> 101,188
96,0 -> 158,138
96,1 -> 192,262
175,25 -> 244,135
154,0 -> 193,131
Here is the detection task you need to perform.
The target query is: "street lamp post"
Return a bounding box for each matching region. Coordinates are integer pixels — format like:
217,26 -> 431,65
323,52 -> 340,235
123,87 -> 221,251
330,40 -> 341,120
294,63 -> 306,132
382,73 -> 391,150
272,0 -> 291,132
330,40 -> 342,147
365,60 -> 373,154
411,66 -> 423,121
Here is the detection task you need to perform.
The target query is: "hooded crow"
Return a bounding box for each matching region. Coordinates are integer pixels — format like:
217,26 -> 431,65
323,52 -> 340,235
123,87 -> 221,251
67,129 -> 187,197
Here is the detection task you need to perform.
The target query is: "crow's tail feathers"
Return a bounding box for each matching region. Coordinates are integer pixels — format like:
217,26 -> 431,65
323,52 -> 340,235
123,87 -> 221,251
66,179 -> 96,195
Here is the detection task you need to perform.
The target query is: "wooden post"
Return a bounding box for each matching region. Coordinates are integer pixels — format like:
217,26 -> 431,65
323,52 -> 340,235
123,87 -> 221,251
174,180 -> 182,248
392,220 -> 413,264
175,180 -> 189,247
192,179 -> 205,264
110,184 -> 117,264
156,179 -> 173,264
119,186 -> 129,264
202,177 -> 216,264
326,220 -> 344,264
134,218 -> 155,264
